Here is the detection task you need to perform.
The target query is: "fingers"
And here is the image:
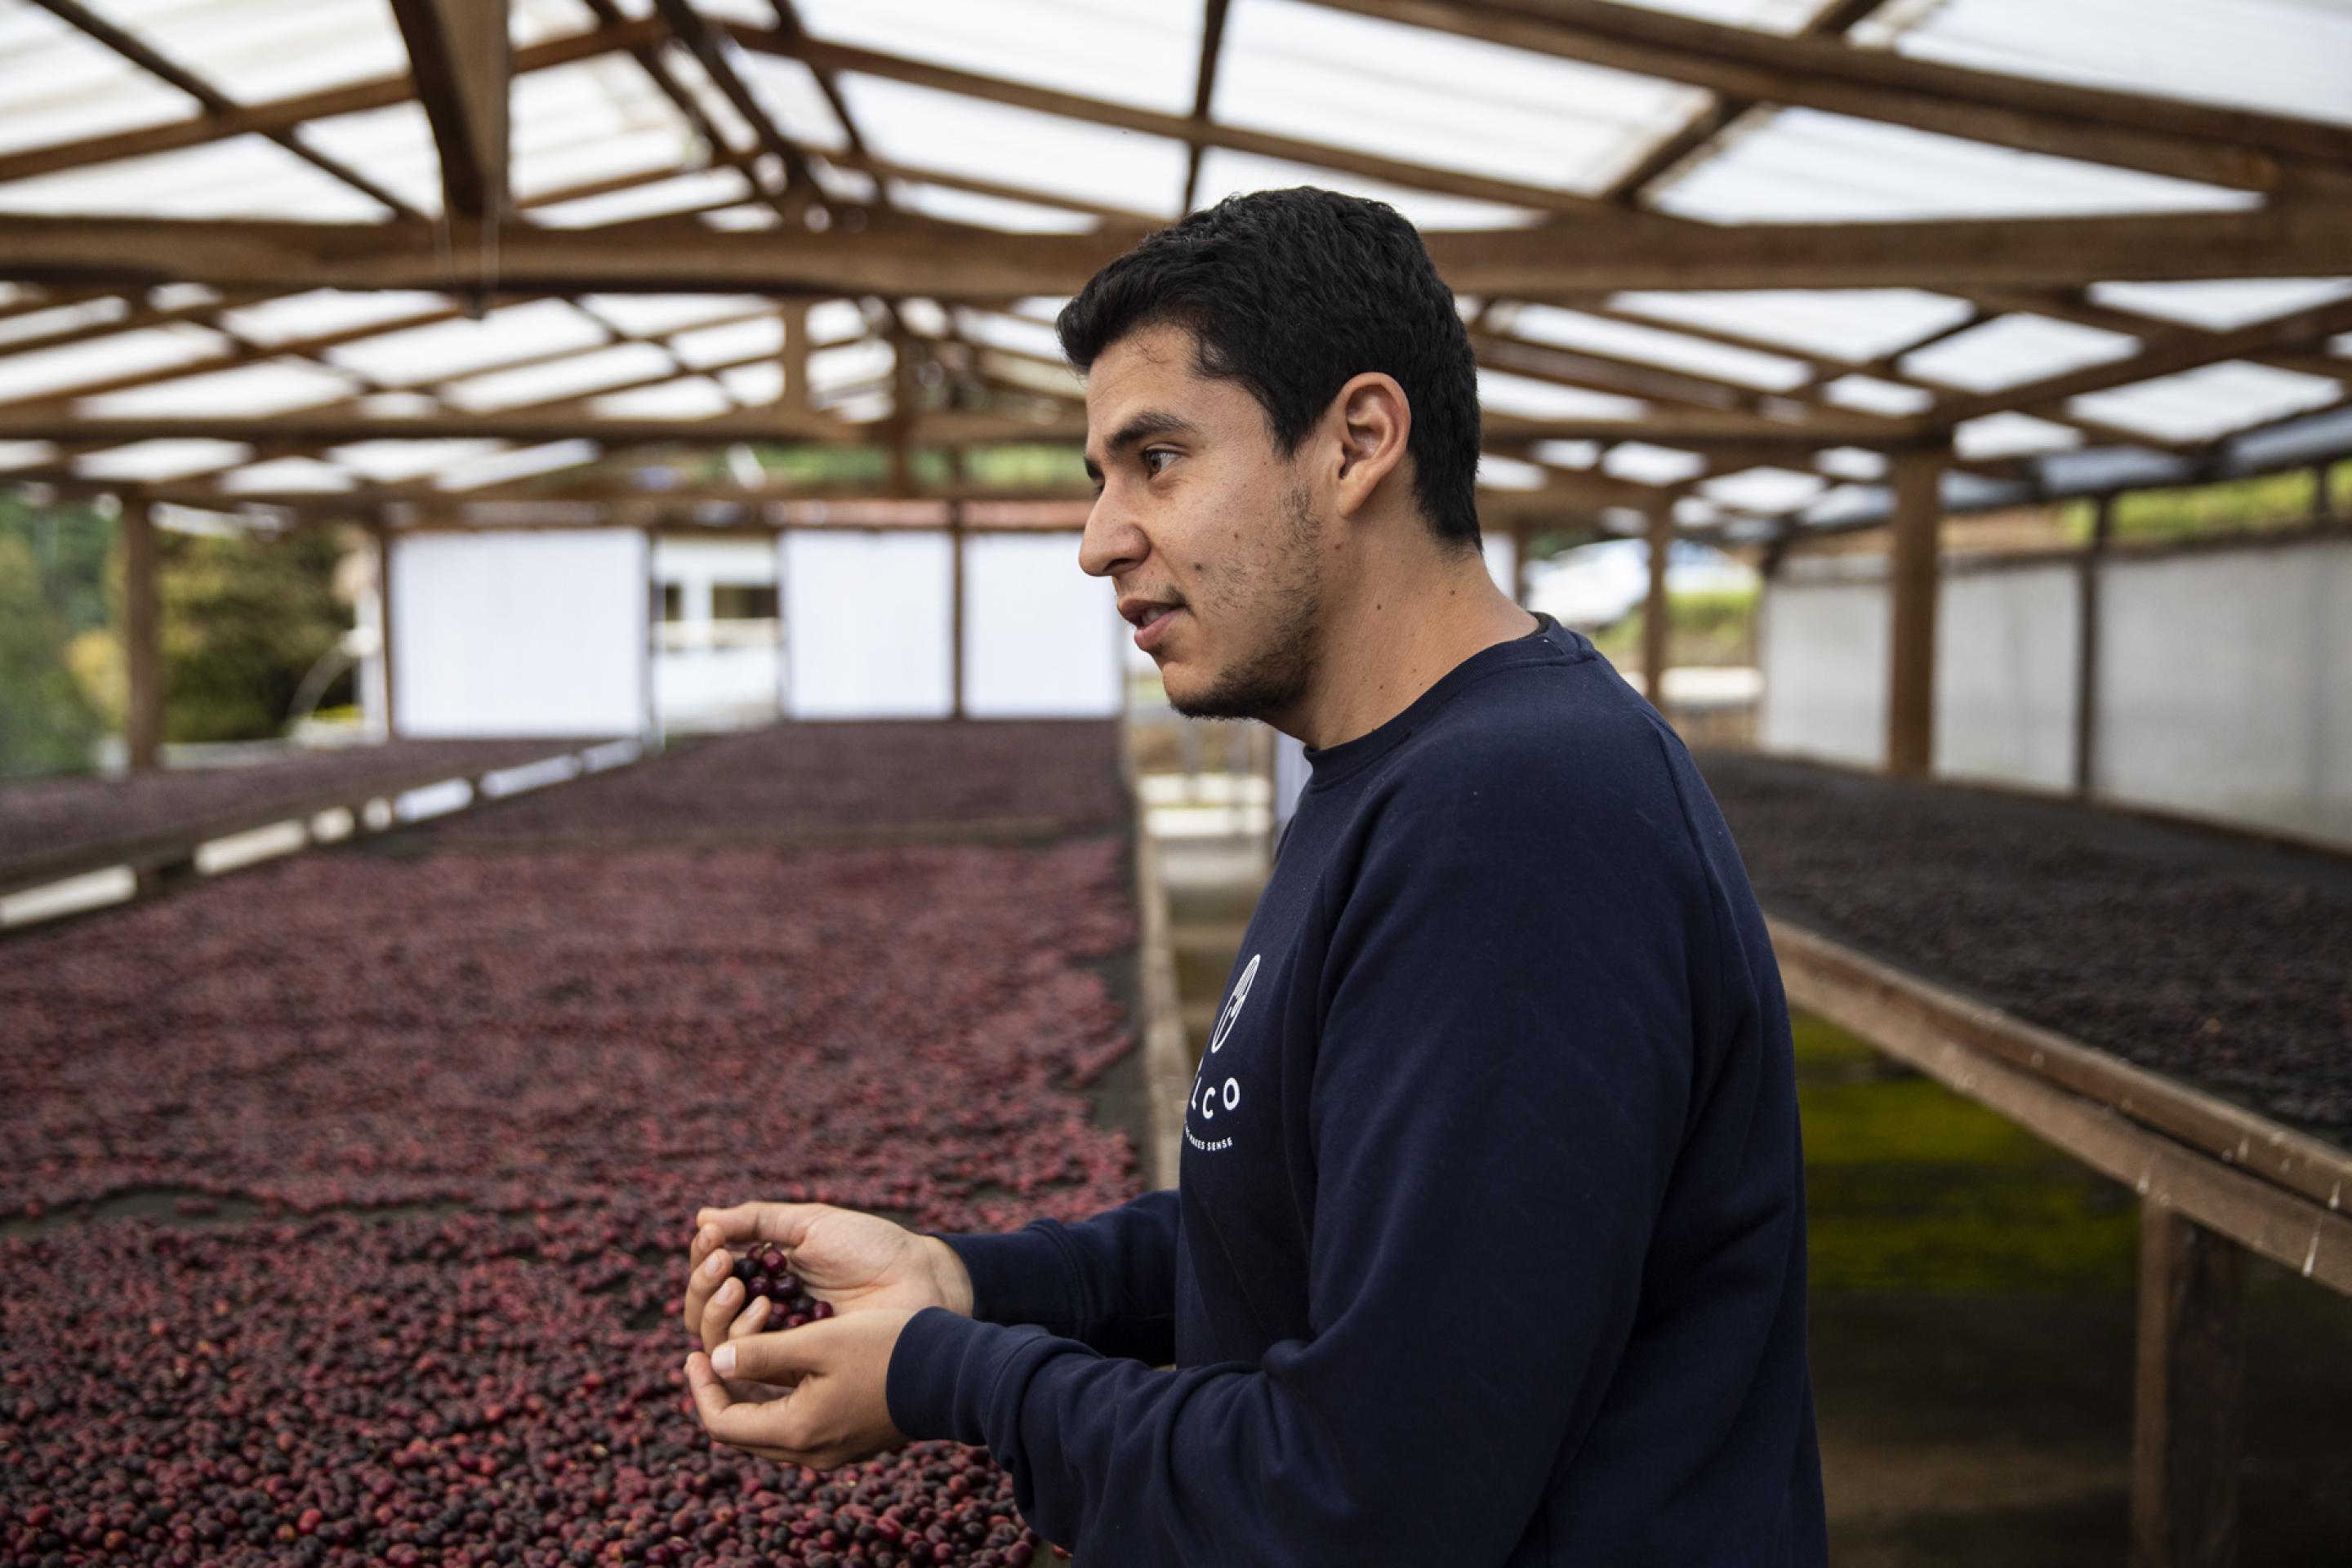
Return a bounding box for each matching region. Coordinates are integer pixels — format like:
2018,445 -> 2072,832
699,1271 -> 767,1354
680,1241 -> 733,1342
695,1200 -> 832,1250
727,1295 -> 772,1343
684,1351 -> 813,1455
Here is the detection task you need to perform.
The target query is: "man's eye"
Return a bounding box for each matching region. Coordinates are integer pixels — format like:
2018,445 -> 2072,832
1142,448 -> 1177,477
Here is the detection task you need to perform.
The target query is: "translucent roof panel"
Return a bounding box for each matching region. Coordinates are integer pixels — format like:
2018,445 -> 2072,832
1608,288 -> 1974,363
443,342 -> 679,412
795,0 -> 1205,116
590,376 -> 737,420
720,362 -> 784,404
217,457 -> 356,494
1820,374 -> 1933,416
1866,0 -> 2352,129
0,2 -> 197,157
536,167 -> 760,228
732,54 -> 853,154
75,439 -> 253,482
327,301 -> 613,389
220,291 -> 453,349
0,323 -> 228,403
884,181 -> 1101,234
1603,443 -> 1708,484
1616,0 -> 1822,30
836,74 -> 1189,219
1954,412 -> 2082,460
808,337 -> 895,398
510,57 -> 704,201
1476,453 -> 1548,491
80,361 -> 362,419
670,315 -> 787,370
582,294 -> 774,338
1700,466 -> 1827,512
0,297 -> 133,351
954,310 -> 1067,363
1655,108 -> 2256,223
330,440 -> 509,483
1900,314 -> 2140,394
0,135 -> 390,221
1214,0 -> 1705,196
2087,279 -> 2352,333
88,0 -> 412,105
1475,371 -> 1647,423
2068,361 -> 2344,444
1505,304 -> 1813,391
435,439 -> 603,492
1195,149 -> 1542,229
298,102 -> 447,218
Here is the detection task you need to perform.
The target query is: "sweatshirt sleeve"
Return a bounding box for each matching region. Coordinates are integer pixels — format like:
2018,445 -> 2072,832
933,1189 -> 1178,1365
887,724 -> 1705,1564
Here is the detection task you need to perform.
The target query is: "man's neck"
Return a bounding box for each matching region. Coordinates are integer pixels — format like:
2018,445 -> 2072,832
1275,556 -> 1539,751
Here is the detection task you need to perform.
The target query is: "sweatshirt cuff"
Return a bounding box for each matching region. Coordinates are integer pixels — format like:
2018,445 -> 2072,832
934,1226 -> 1082,1335
887,1305 -> 1037,1446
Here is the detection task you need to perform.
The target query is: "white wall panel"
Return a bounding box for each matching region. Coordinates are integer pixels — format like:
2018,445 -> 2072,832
1934,564 -> 2079,793
781,530 -> 954,718
1482,531 -> 1519,602
390,530 -> 648,737
2096,540 -> 2352,847
961,532 -> 1125,718
1757,571 -> 1888,768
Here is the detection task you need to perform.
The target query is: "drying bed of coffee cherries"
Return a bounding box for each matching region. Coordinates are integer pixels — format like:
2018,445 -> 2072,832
432,721 -> 1130,846
1699,750 -> 2352,1134
2,734 -> 1143,1565
0,738 -> 609,887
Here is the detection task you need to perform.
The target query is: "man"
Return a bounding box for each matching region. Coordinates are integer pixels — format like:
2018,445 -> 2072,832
682,187 -> 1827,1566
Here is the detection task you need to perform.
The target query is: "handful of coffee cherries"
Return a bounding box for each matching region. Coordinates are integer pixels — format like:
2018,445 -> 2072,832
733,1247 -> 835,1330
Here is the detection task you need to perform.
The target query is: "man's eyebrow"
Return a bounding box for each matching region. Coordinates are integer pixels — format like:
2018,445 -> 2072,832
1085,410 -> 1200,482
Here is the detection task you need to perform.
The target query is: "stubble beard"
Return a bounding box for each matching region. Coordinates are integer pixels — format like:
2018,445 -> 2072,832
1167,482 -> 1323,724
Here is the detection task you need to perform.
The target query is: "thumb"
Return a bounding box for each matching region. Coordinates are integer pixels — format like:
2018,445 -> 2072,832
713,1320 -> 840,1385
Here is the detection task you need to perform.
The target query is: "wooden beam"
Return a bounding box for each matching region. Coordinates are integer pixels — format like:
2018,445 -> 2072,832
388,0 -> 510,223
1361,0 -> 2352,185
2073,493 -> 2113,798
2132,1206 -> 2246,1568
120,492 -> 161,773
1182,0 -> 1235,214
8,206 -> 2351,301
1884,444 -> 1943,778
373,520 -> 399,740
1642,496 -> 1673,717
651,0 -> 821,220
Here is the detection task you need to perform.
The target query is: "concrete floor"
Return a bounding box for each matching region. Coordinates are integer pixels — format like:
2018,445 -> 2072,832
1150,824 -> 2352,1564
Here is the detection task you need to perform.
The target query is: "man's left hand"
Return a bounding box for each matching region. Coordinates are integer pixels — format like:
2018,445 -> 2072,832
684,1308 -> 917,1471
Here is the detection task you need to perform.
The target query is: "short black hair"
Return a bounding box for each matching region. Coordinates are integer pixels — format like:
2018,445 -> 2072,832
1056,187 -> 1482,550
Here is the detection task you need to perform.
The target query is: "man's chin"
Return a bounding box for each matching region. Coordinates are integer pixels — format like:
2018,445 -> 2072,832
1165,667 -> 1271,724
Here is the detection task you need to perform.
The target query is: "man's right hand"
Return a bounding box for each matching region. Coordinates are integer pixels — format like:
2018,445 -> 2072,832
683,1200 -> 977,1355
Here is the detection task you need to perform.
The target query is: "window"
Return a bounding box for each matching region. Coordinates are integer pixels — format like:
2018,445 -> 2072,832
711,583 -> 779,621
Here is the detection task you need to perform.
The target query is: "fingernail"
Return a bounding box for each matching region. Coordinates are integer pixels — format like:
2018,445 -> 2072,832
702,1252 -> 727,1280
713,1344 -> 736,1376
717,1279 -> 740,1303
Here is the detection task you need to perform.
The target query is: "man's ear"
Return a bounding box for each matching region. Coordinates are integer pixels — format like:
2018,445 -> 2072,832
1330,372 -> 1411,519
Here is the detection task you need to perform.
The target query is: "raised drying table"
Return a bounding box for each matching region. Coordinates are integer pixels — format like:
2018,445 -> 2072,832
1698,750 -> 2351,1568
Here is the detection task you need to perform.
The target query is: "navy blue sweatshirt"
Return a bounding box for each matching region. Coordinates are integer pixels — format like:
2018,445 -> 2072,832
887,613 -> 1827,1566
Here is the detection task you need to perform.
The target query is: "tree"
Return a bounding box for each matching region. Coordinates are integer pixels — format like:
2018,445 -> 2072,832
0,532 -> 105,778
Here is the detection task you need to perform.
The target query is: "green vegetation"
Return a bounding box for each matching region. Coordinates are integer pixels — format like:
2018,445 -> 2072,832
1793,1011 -> 2139,1295
0,497 -> 357,775
2059,466 -> 2350,545
1592,585 -> 1759,670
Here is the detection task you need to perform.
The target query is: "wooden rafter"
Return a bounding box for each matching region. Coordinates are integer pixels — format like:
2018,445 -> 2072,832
9,205 -> 2350,300
1181,0 -> 1235,214
387,0 -> 510,222
651,0 -> 822,221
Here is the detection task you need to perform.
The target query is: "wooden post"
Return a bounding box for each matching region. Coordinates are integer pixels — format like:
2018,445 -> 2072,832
372,519 -> 399,741
2132,1205 -> 2246,1568
1642,497 -> 1673,718
2318,461 -> 2336,520
2073,492 -> 2114,798
1885,444 -> 1946,779
121,493 -> 162,773
949,501 -> 966,722
780,301 -> 809,411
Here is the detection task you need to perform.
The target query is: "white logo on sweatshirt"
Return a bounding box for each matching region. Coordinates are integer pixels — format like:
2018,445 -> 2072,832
1189,954 -> 1259,1147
